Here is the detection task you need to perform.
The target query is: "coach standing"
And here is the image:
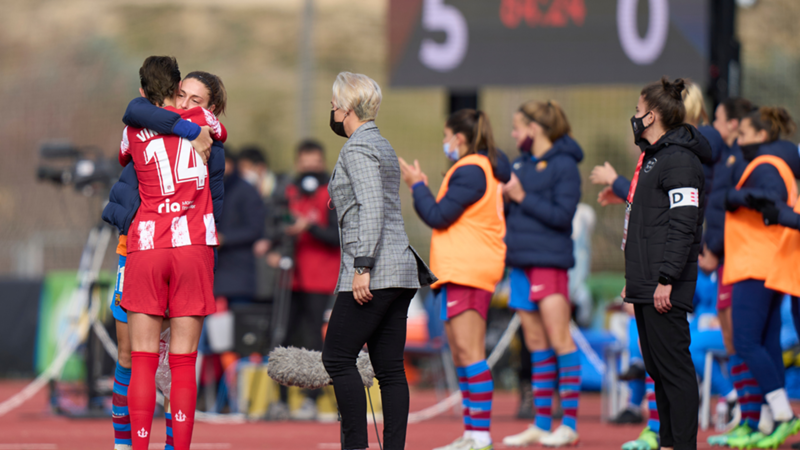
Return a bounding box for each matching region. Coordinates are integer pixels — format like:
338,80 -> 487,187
321,71 -> 436,450
622,77 -> 711,450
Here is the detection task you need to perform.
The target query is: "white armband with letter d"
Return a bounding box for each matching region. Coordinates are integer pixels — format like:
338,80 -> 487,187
669,187 -> 699,208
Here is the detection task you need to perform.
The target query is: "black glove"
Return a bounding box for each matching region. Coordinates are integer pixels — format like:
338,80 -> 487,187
746,194 -> 775,213
761,203 -> 781,226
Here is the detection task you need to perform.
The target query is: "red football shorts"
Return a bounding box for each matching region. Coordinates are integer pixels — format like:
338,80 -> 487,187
121,245 -> 216,318
716,265 -> 733,310
525,267 -> 570,302
439,284 -> 493,321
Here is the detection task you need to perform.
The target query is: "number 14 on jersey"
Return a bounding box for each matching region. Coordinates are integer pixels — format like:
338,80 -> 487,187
144,137 -> 207,196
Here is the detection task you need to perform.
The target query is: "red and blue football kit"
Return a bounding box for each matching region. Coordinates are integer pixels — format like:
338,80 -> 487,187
120,106 -> 224,318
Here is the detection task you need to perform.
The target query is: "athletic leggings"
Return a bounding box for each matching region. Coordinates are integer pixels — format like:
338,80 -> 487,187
731,279 -> 785,394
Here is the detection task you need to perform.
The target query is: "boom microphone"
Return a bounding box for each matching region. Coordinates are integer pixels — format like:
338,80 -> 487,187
266,346 -> 375,389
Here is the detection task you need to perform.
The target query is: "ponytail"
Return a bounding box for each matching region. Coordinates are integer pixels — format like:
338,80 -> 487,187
446,109 -> 498,173
747,106 -> 797,142
682,81 -> 708,126
185,71 -> 227,117
641,76 -> 686,130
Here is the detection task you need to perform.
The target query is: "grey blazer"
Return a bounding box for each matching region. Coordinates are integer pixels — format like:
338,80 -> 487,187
328,121 -> 436,293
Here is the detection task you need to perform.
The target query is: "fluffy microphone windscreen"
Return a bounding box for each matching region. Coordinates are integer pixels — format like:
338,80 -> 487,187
267,346 -> 375,389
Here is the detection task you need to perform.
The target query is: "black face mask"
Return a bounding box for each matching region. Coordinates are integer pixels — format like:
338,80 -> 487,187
518,136 -> 533,154
740,143 -> 761,162
330,110 -> 348,138
296,172 -> 325,195
630,111 -> 652,145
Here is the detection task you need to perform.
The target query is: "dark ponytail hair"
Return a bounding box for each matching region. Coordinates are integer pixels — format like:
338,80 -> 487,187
746,106 -> 796,142
445,109 -> 498,172
721,97 -> 755,122
641,76 -> 686,130
185,71 -> 227,117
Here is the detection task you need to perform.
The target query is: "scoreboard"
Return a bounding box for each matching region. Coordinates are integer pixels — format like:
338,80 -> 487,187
389,0 -> 709,87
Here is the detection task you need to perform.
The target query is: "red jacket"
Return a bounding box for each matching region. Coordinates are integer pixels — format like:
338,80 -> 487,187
286,182 -> 341,294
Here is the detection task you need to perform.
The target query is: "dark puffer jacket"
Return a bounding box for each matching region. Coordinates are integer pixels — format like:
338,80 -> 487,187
505,135 -> 583,270
624,125 -> 712,312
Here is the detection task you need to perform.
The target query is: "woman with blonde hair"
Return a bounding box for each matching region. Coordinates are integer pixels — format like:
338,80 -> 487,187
321,72 -> 436,450
502,100 -> 584,447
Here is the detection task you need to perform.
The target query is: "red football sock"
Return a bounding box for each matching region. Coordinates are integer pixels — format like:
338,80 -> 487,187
129,352 -> 159,450
169,352 -> 198,450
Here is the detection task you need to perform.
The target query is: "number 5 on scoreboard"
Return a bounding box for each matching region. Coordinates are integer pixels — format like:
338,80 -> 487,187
144,137 -> 207,196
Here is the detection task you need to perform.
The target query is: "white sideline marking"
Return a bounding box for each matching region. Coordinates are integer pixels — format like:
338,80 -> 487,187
318,444 -> 380,449
0,445 -> 57,450
148,444 -> 231,449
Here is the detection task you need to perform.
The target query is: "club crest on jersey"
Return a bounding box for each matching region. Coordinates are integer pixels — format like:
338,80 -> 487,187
158,198 -> 182,214
175,410 -> 186,422
136,129 -> 159,142
726,155 -> 736,167
536,160 -> 548,171
644,158 -> 657,173
137,428 -> 148,438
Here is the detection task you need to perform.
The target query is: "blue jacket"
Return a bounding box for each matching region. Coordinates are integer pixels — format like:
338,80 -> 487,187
703,142 -> 744,258
726,139 -> 800,211
505,135 -> 583,269
412,150 -> 511,229
214,173 -> 266,298
102,98 -> 225,234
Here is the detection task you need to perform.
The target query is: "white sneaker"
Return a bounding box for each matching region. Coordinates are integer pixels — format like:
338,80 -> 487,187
114,445 -> 132,450
433,436 -> 474,450
540,425 -> 579,447
502,425 -> 551,447
290,397 -> 318,421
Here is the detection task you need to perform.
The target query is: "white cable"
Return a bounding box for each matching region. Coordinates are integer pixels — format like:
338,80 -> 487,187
407,313 -> 520,424
569,321 -> 606,374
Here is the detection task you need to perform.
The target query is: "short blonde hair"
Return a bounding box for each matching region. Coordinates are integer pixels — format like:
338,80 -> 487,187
682,81 -> 708,126
332,72 -> 382,121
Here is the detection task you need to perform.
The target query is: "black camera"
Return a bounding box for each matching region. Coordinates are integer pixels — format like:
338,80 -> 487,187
36,141 -> 121,197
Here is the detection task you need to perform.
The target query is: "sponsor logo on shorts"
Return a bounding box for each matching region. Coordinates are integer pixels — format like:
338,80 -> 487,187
447,301 -> 459,308
531,284 -> 546,293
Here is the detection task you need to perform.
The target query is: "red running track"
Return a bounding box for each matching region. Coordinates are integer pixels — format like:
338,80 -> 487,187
0,380 -> 786,450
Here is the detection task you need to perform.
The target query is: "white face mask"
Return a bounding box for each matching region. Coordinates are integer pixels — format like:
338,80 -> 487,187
241,170 -> 260,186
443,136 -> 459,161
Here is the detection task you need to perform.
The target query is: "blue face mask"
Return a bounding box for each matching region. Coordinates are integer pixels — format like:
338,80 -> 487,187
443,139 -> 459,161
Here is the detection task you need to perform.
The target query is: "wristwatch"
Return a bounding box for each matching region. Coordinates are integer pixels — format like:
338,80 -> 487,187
355,267 -> 370,275
658,274 -> 673,286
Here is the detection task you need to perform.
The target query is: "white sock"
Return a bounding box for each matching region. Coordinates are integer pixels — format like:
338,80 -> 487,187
765,388 -> 794,422
725,389 -> 738,402
463,430 -> 472,439
760,403 -> 775,435
471,431 -> 491,447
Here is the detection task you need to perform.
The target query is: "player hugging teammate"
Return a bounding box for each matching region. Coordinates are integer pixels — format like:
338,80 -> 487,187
102,56 -> 227,450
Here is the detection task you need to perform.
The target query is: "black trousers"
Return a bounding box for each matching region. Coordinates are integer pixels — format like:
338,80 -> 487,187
280,291 -> 331,402
322,288 -> 416,450
634,304 -> 698,450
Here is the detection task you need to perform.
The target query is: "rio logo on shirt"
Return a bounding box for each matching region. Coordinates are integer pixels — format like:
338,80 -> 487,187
157,198 -> 195,214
